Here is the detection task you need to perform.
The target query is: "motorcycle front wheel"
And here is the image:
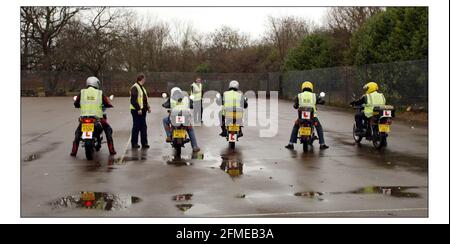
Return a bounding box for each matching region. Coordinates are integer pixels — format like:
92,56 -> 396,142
353,124 -> 363,144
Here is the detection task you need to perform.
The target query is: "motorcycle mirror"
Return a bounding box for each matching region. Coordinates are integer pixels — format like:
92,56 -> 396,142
319,92 -> 326,98
109,95 -> 114,101
162,93 -> 168,98
73,96 -> 77,101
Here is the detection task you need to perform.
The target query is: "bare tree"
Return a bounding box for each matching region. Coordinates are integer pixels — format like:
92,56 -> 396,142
266,16 -> 310,70
326,7 -> 382,33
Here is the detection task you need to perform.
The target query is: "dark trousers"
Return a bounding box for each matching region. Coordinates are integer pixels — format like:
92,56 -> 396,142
289,117 -> 325,145
131,110 -> 148,146
193,100 -> 203,124
355,112 -> 368,131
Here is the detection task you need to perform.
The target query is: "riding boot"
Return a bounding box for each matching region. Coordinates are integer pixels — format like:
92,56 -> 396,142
70,142 -> 79,157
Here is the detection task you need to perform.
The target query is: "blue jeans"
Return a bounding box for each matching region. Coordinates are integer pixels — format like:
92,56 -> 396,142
289,117 -> 325,145
163,116 -> 198,149
131,110 -> 148,146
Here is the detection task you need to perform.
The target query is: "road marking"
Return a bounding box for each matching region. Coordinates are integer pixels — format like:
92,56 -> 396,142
116,136 -> 131,165
211,208 -> 428,217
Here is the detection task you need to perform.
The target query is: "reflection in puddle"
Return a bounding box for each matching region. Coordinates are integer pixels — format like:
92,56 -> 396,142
295,186 -> 425,200
220,160 -> 243,178
173,194 -> 194,212
50,191 -> 141,211
348,186 -> 423,198
24,154 -> 39,162
176,204 -> 193,212
220,150 -> 243,179
173,194 -> 193,201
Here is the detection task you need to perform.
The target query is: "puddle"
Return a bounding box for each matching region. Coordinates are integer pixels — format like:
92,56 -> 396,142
220,160 -> 243,178
220,150 -> 244,178
176,204 -> 193,212
295,186 -> 425,200
118,156 -> 146,162
166,157 -> 193,166
173,194 -> 194,212
24,154 -> 40,162
23,142 -> 61,162
50,192 -> 142,211
173,194 -> 193,201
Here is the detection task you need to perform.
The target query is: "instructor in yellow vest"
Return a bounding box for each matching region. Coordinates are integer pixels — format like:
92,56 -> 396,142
191,77 -> 203,124
350,82 -> 386,135
130,73 -> 151,149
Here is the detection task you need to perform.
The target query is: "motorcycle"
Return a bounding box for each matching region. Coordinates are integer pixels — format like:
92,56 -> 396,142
72,95 -> 113,160
352,103 -> 395,149
216,93 -> 245,149
162,93 -> 191,158
296,92 -> 326,152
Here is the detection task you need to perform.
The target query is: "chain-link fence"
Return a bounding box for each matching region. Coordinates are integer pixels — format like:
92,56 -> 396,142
20,71 -> 280,97
21,59 -> 427,110
282,59 -> 428,110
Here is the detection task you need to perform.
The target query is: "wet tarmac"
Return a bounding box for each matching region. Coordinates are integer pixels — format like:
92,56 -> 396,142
21,97 -> 428,217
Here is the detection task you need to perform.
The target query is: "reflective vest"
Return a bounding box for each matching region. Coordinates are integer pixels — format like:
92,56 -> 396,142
170,96 -> 190,111
191,83 -> 202,101
364,91 -> 386,117
223,90 -> 243,112
80,87 -> 103,118
130,83 -> 148,110
298,91 -> 317,115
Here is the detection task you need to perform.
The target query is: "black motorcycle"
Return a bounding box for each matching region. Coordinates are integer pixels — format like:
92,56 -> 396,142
352,105 -> 395,149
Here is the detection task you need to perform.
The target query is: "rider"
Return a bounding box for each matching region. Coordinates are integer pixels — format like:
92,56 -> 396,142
285,81 -> 329,150
70,76 -> 113,156
350,82 -> 386,135
162,87 -> 201,153
217,80 -> 248,137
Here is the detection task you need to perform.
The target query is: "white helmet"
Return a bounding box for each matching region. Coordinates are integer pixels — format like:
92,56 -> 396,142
86,76 -> 100,89
229,80 -> 239,89
170,87 -> 181,96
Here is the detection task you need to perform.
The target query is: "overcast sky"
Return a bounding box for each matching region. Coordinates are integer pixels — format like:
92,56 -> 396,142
132,7 -> 329,39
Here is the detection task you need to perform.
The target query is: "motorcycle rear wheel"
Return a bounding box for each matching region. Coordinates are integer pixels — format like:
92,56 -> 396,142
85,141 -> 94,160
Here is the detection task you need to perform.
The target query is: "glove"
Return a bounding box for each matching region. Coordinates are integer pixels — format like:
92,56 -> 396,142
350,101 -> 356,106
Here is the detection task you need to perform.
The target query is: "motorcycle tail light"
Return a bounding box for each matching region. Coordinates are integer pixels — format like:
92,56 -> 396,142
81,118 -> 96,123
313,122 -> 319,126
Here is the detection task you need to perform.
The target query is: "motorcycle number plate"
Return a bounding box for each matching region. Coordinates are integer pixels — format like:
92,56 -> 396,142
299,127 -> 312,136
383,110 -> 392,117
378,124 -> 390,133
173,129 -> 186,139
81,123 -> 94,132
81,192 -> 95,201
301,111 -> 311,119
228,125 -> 240,132
175,116 -> 185,124
228,133 -> 237,142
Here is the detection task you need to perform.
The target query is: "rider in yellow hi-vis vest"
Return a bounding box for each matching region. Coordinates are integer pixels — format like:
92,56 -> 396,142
190,77 -> 203,124
71,76 -> 114,157
350,82 -> 387,134
285,81 -> 329,150
162,87 -> 201,152
130,73 -> 151,149
216,80 -> 248,137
